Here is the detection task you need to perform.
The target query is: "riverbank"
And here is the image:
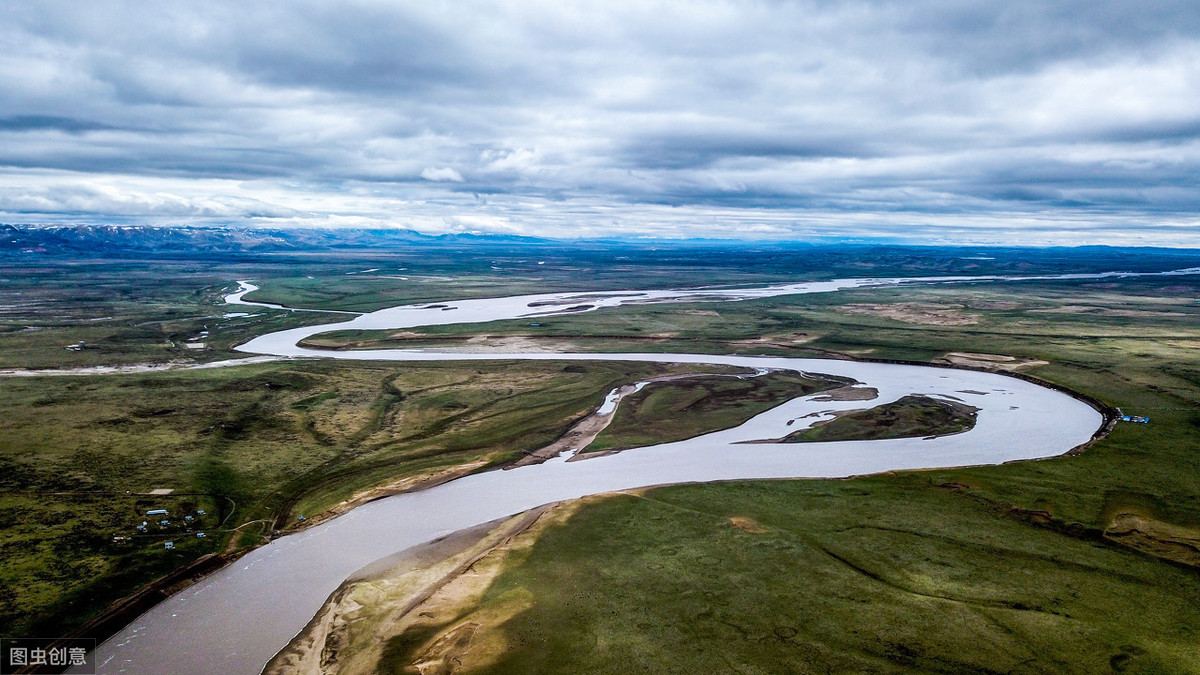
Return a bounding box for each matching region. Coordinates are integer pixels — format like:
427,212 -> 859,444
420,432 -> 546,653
0,355 -> 283,377
263,505 -> 563,675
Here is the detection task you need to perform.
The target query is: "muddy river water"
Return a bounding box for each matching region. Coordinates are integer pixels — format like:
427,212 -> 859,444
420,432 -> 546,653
88,270 -> 1186,674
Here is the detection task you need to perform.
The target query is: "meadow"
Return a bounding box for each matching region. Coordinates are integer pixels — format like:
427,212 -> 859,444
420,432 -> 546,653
430,477 -> 1200,673
777,394 -> 977,443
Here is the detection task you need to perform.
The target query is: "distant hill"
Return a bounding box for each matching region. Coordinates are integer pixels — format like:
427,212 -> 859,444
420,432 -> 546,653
0,224 -> 546,255
3,224 -> 1199,278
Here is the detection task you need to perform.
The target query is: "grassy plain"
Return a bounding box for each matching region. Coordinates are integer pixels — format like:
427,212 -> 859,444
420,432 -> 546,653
222,243 -> 1200,313
0,249 -> 1004,368
299,278 -> 1200,530
0,258 -> 350,369
400,480 -> 1200,674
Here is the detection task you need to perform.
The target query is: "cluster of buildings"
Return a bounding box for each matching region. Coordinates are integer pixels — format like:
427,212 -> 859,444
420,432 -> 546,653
122,506 -> 210,550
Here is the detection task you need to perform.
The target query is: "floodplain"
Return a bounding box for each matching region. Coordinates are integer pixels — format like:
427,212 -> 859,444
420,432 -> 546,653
256,269 -> 1200,673
3,242 -> 1200,673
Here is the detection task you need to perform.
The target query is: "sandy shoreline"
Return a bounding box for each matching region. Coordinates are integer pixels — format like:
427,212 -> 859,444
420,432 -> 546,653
264,506 -> 558,675
0,355 -> 283,377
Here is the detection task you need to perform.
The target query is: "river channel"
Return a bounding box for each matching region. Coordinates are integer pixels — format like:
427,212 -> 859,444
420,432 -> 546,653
88,272 -> 1154,674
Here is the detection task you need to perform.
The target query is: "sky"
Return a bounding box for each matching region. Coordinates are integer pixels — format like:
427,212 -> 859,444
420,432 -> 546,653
2,1 -> 1199,245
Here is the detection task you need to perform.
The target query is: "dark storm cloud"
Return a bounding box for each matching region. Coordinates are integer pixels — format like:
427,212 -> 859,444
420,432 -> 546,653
0,1 -> 1198,244
619,134 -> 874,170
0,115 -> 113,133
1096,119 -> 1200,145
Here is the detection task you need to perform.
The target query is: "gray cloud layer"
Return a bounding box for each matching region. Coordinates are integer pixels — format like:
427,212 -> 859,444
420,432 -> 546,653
2,1 -> 1199,244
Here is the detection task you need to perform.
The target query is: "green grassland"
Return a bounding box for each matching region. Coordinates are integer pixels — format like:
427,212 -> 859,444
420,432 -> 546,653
780,394 -> 978,443
177,243 -> 1200,313
587,371 -> 843,452
410,479 -> 1200,674
0,258 -> 352,369
4,252 -> 1196,368
299,277 -> 1200,356
0,358 -> 736,639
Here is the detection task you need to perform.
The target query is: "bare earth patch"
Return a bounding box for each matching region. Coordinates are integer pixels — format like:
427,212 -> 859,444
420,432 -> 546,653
453,335 -> 578,353
728,516 -> 766,533
729,334 -> 815,350
809,385 -> 879,402
299,334 -> 593,353
966,300 -> 1023,310
1029,305 -> 1187,318
839,303 -> 979,326
935,351 -> 1049,371
1105,513 -> 1200,568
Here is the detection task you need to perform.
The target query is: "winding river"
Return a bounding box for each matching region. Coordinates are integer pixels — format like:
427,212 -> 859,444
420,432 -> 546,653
89,270 -> 1197,674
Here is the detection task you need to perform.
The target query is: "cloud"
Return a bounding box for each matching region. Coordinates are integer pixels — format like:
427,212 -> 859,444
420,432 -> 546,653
420,167 -> 464,182
0,1 -> 1198,244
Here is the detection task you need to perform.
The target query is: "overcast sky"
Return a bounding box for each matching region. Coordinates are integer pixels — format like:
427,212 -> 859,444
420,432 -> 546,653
2,1 -> 1199,245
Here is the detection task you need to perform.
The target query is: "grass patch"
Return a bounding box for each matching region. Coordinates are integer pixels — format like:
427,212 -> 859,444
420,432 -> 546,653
399,480 -> 1200,673
780,394 -> 977,442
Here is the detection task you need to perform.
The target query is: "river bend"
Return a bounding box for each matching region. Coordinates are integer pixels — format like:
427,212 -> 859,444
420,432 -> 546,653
87,272 -> 1141,674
